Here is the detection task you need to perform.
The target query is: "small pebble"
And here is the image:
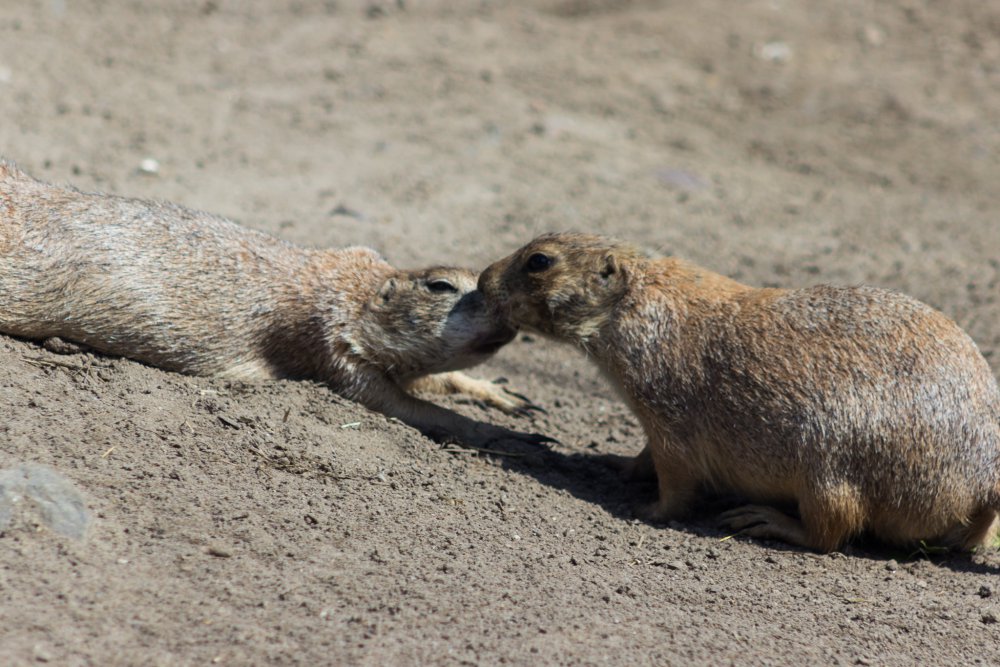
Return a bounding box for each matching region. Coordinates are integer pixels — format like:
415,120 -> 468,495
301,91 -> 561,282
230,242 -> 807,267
756,41 -> 792,64
33,645 -> 53,662
981,607 -> 998,624
666,560 -> 686,571
862,24 -> 885,47
885,559 -> 898,572
138,158 -> 160,175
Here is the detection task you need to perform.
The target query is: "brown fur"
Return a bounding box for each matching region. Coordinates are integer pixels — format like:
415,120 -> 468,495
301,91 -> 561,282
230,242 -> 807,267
480,232 -> 1000,552
0,160 -> 545,447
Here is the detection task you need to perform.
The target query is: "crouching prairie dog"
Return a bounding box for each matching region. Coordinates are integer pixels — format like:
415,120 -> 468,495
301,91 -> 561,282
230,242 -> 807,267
0,160 -> 547,447
479,232 -> 1000,552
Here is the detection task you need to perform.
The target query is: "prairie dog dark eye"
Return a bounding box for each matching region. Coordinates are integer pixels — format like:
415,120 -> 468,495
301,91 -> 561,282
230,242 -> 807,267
526,253 -> 553,273
427,279 -> 458,293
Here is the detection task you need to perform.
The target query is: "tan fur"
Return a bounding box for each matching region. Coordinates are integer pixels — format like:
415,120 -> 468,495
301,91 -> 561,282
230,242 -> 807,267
480,232 -> 1000,552
0,160 -> 546,447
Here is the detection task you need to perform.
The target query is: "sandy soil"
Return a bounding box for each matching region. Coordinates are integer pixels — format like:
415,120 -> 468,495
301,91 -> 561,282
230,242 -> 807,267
2,1 -> 1000,664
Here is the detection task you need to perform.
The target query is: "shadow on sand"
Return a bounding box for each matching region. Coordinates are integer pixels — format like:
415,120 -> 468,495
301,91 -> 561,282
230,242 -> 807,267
478,437 -> 1000,576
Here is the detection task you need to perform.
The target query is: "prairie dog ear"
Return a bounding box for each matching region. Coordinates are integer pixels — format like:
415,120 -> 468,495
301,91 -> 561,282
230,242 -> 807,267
598,252 -> 625,284
375,277 -> 398,304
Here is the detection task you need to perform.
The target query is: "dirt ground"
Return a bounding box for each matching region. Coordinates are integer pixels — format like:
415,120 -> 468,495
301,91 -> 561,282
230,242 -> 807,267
2,0 -> 1000,664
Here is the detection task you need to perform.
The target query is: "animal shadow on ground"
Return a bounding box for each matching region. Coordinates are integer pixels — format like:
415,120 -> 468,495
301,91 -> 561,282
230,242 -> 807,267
484,438 -> 1000,575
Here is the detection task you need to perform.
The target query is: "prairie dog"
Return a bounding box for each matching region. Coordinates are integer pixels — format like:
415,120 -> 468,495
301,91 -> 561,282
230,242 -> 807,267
479,232 -> 1000,552
0,160 -> 545,447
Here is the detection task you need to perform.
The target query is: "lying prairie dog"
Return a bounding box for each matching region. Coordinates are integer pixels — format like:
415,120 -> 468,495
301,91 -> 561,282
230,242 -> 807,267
479,232 -> 1000,552
0,160 -> 546,447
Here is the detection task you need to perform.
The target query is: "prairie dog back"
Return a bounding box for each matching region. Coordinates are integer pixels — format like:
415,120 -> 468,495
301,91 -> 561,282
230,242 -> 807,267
0,162 -> 357,377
